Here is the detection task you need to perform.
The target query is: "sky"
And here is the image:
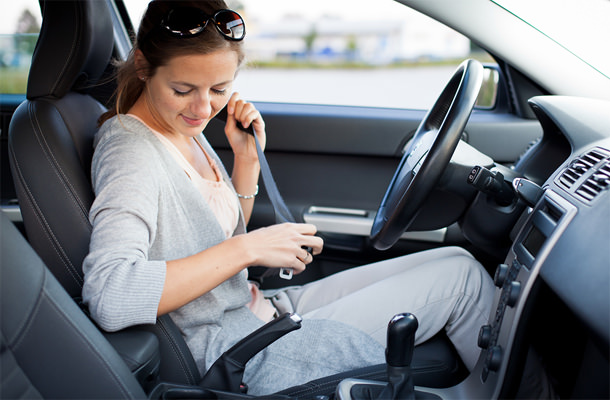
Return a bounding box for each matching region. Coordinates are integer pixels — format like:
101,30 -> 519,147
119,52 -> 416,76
123,0 -> 410,23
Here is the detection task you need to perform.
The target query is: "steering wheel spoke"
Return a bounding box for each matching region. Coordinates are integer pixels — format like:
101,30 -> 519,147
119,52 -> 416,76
371,59 -> 484,250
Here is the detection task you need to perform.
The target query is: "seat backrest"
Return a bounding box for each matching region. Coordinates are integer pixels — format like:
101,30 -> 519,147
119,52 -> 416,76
0,212 -> 147,399
8,0 -> 111,298
8,0 -> 202,386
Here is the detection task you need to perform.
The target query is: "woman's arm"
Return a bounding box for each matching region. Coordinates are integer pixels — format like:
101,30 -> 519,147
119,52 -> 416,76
159,222 -> 323,315
85,117 -> 323,329
223,93 -> 265,224
84,130 -> 167,331
231,156 -> 260,223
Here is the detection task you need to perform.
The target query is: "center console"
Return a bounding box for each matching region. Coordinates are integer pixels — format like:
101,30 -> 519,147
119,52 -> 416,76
336,187 -> 577,400
450,188 -> 575,399
476,190 -> 576,388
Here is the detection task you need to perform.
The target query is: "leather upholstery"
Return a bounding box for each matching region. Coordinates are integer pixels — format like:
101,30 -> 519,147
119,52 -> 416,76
10,0 -> 111,299
28,0 -> 113,99
8,0 -> 201,386
0,213 -> 147,399
9,93 -> 101,296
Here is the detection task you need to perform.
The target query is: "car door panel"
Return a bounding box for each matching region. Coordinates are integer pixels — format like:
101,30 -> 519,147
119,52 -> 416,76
205,101 -> 536,284
207,102 -> 540,226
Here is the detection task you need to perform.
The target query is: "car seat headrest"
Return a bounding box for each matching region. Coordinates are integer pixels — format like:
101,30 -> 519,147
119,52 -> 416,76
27,0 -> 114,100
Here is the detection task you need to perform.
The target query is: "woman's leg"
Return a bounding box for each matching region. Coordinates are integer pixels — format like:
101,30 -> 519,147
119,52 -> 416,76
270,246 -> 495,370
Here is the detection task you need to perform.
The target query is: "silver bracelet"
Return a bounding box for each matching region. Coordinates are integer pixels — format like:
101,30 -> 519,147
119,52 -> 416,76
236,185 -> 258,199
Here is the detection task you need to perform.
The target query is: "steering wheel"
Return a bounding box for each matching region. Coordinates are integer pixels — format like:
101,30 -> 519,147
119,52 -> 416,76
370,59 -> 484,250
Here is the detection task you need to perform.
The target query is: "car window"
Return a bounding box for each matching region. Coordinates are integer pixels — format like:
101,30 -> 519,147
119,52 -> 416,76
125,0 -> 496,110
0,0 -> 41,96
1,0 -> 41,219
493,0 -> 610,78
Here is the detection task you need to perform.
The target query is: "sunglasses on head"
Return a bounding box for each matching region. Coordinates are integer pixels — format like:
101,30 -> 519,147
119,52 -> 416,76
160,7 -> 245,41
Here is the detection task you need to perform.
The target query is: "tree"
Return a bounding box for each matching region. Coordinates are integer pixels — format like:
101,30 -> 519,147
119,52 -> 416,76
304,27 -> 318,59
17,9 -> 40,34
346,35 -> 358,62
14,9 -> 40,56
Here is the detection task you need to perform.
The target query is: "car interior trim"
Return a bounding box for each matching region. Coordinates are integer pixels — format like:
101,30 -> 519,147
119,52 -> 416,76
304,206 -> 447,243
0,206 -> 22,223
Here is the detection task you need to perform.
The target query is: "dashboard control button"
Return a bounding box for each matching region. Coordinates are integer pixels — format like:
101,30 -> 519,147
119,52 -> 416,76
478,325 -> 492,349
507,281 -> 521,307
487,345 -> 503,372
494,264 -> 509,287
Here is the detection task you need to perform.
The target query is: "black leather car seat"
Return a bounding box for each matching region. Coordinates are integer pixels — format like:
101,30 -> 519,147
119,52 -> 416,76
7,0 -> 466,396
0,212 -> 147,399
7,0 -> 201,386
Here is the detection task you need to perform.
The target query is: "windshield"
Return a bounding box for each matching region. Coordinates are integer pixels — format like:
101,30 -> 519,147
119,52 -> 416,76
493,0 -> 610,78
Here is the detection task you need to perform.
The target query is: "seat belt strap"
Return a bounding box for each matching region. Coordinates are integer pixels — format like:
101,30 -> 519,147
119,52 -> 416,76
251,127 -> 295,224
251,127 -> 296,279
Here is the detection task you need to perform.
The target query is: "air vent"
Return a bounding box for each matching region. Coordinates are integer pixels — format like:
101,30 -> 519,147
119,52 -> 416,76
556,148 -> 610,203
576,159 -> 610,201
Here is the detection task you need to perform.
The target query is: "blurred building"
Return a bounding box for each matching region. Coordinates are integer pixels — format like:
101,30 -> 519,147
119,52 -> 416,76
243,13 -> 471,65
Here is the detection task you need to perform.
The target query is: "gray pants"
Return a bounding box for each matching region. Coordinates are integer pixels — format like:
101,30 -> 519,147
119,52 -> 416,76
266,246 -> 495,371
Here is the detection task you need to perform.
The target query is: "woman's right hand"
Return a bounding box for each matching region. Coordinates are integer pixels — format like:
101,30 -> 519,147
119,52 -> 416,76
158,223 -> 322,315
239,223 -> 324,274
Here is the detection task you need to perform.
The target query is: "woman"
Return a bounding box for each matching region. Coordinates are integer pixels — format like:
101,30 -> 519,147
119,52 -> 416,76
83,0 -> 494,395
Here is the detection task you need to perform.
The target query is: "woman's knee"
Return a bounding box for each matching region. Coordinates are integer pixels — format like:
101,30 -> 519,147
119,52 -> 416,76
456,254 -> 492,288
426,251 -> 493,301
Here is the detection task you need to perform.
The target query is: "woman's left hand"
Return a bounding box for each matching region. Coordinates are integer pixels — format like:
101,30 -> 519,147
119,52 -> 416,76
223,92 -> 266,162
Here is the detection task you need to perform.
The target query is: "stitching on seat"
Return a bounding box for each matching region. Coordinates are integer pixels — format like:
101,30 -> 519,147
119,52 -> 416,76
36,270 -> 138,398
15,105 -> 85,284
8,142 -> 83,289
26,100 -> 96,281
5,265 -> 46,350
156,318 -> 198,384
0,363 -> 37,399
32,103 -> 92,225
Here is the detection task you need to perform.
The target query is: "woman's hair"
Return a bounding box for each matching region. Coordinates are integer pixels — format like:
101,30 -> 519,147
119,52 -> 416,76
98,0 -> 245,126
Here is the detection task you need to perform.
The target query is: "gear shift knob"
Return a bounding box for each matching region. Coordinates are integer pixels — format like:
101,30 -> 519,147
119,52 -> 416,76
334,313 -> 419,400
386,313 -> 418,367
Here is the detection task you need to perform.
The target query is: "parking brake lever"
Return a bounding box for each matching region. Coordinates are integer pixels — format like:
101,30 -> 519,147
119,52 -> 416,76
200,313 -> 302,393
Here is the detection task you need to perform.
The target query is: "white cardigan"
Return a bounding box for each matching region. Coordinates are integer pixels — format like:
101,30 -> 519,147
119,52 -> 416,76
83,115 -> 383,395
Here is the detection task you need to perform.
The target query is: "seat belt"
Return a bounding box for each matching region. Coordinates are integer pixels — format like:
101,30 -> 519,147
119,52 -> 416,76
250,126 -> 301,280
251,126 -> 295,225
215,107 -> 310,280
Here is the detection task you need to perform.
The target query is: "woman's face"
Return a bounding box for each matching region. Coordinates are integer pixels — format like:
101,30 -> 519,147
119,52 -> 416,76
142,48 -> 239,138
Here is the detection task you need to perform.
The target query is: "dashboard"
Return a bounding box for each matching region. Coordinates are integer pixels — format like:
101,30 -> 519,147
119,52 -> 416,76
420,96 -> 610,399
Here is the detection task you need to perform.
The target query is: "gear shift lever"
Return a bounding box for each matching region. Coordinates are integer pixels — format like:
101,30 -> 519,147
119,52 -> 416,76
335,313 -> 422,400
379,313 -> 418,400
386,313 -> 418,367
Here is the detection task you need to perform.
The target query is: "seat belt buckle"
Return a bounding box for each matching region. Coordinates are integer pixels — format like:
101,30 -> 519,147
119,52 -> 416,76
279,268 -> 293,280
